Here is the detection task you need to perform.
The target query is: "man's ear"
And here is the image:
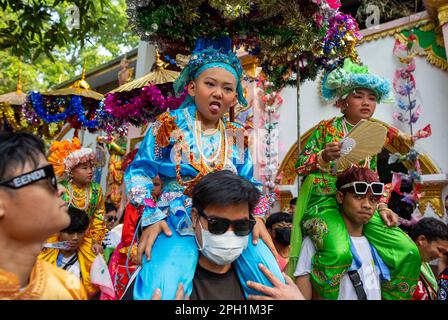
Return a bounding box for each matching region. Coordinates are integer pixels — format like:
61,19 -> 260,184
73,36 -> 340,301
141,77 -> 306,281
0,195 -> 6,219
336,191 -> 344,205
191,208 -> 198,227
416,234 -> 427,247
187,81 -> 196,97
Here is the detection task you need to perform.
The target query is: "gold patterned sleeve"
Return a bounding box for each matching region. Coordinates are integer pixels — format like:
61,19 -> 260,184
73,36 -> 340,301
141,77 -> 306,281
89,185 -> 107,243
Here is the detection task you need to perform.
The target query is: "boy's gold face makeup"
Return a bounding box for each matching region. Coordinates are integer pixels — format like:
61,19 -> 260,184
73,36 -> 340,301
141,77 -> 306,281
188,67 -> 237,124
343,88 -> 377,123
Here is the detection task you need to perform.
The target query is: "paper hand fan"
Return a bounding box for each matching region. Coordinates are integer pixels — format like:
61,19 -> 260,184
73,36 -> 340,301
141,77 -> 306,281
334,120 -> 387,173
90,254 -> 115,298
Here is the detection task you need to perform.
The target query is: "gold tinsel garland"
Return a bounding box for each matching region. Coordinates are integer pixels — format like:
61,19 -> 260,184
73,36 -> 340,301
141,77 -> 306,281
0,102 -> 61,137
0,102 -> 23,131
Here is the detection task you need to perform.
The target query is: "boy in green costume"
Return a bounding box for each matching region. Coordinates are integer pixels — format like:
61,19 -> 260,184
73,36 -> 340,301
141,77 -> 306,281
288,59 -> 421,300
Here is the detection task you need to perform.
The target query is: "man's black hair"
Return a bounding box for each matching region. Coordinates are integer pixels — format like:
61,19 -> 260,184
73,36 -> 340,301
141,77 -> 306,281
192,170 -> 261,214
62,206 -> 89,234
408,217 -> 448,242
105,202 -> 117,214
289,197 -> 297,206
266,212 -> 292,230
0,132 -> 46,181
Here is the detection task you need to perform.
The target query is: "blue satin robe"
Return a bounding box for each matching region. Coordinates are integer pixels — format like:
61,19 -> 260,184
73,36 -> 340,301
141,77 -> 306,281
124,103 -> 284,300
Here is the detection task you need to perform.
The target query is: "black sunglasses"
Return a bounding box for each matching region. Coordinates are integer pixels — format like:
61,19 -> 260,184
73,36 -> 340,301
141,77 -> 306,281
197,208 -> 256,236
107,216 -> 118,223
0,164 -> 58,192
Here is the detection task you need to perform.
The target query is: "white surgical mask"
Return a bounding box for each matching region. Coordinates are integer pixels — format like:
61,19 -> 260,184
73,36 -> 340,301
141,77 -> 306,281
196,220 -> 249,265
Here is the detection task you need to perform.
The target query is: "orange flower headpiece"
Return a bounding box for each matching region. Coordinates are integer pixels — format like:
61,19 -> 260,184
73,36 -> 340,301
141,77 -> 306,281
48,137 -> 95,178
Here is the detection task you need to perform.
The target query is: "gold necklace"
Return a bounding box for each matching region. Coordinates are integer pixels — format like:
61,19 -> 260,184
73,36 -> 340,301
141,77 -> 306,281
68,183 -> 90,211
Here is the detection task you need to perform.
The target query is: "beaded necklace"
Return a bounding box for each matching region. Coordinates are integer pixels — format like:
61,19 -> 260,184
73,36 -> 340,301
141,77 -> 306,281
175,112 -> 228,195
194,114 -> 226,168
67,182 -> 90,211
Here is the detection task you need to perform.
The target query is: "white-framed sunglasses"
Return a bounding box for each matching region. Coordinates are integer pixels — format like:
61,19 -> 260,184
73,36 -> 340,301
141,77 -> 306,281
340,181 -> 384,196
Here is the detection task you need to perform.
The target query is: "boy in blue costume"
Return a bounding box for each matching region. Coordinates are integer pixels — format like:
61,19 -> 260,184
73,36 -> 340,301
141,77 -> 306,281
124,37 -> 284,299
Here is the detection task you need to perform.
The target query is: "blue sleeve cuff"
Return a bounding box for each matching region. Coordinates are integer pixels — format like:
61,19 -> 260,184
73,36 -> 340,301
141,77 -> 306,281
141,206 -> 167,228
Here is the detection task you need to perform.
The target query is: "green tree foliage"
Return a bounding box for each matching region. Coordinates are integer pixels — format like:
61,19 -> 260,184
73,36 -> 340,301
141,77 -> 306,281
0,0 -> 139,93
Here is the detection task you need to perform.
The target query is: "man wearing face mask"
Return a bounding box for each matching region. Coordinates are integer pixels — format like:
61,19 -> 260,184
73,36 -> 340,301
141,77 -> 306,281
122,170 -> 302,300
266,213 -> 292,272
187,170 -> 261,300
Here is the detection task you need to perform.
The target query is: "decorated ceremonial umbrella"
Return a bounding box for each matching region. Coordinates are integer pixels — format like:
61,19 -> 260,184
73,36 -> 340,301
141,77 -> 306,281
110,51 -> 180,93
0,80 -> 27,132
0,62 -> 62,138
0,88 -> 26,106
0,60 -> 27,131
97,51 -> 185,137
26,63 -> 103,133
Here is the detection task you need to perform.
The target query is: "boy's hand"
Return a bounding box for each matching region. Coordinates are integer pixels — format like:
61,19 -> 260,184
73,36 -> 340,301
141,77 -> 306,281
91,242 -> 103,255
137,220 -> 172,264
252,217 -> 278,260
246,264 -> 305,300
378,207 -> 399,227
322,141 -> 341,162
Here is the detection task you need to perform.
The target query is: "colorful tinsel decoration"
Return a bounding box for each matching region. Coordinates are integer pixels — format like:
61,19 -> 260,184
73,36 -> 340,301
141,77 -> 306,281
320,12 -> 362,70
127,0 -> 361,90
0,102 -> 23,132
97,84 -> 187,137
0,101 -> 61,138
27,91 -> 99,131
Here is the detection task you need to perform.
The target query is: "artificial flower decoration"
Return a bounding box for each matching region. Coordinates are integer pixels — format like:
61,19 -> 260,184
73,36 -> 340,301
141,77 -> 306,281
48,137 -> 95,178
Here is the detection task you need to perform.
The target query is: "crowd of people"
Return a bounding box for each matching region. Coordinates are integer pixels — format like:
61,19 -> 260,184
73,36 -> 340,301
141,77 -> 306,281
1,38 -> 448,301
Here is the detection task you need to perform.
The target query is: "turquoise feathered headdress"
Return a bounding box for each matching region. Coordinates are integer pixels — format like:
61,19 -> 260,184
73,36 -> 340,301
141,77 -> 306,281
173,37 -> 247,107
321,59 -> 393,103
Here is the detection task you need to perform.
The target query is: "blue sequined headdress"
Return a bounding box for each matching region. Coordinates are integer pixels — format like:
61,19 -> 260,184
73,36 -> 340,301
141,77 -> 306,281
321,58 -> 393,103
173,37 -> 247,107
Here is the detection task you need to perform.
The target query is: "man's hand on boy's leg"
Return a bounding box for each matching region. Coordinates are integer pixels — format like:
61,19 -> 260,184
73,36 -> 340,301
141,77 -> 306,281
246,264 -> 305,300
252,217 -> 278,259
378,204 -> 399,227
137,220 -> 172,264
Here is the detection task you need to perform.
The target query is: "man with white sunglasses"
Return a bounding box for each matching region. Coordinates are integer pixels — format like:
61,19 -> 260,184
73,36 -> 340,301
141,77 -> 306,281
294,166 -> 418,300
